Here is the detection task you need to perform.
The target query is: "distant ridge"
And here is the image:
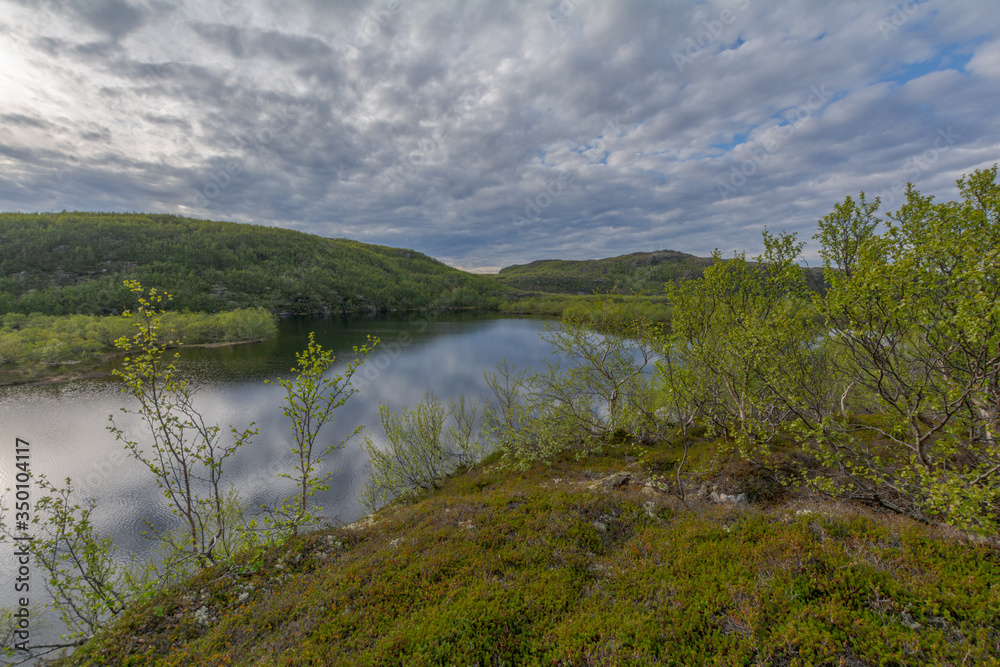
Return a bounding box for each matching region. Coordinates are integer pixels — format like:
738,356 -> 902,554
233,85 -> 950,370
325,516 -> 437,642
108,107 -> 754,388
497,249 -> 825,295
496,249 -> 712,295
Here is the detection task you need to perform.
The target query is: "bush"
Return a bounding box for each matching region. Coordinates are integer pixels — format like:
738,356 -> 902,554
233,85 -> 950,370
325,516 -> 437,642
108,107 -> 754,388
662,230 -> 825,451
800,166 -> 1000,533
362,392 -> 484,511
481,293 -> 662,470
268,331 -> 376,536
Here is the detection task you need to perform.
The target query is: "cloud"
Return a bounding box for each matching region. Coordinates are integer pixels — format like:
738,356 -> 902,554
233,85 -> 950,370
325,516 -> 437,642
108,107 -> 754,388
967,39 -> 1000,79
0,0 -> 997,269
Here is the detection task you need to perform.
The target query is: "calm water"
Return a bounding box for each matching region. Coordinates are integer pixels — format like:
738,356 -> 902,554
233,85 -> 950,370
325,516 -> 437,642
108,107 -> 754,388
0,313 -> 553,648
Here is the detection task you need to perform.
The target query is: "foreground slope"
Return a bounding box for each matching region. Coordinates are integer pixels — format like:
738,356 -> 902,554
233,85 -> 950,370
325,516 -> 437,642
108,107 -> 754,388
0,212 -> 506,315
53,440 -> 1000,666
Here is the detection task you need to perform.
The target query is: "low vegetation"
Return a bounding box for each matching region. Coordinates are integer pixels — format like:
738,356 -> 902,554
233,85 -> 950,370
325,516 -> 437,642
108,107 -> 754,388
499,292 -> 673,323
3,167 -> 999,664
42,441 -> 1000,666
495,248 -> 827,297
0,307 -> 276,385
495,249 -> 712,295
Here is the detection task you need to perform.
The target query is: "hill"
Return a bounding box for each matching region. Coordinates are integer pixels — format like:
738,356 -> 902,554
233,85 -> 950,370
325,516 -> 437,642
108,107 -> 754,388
0,212 -> 507,316
496,249 -> 827,295
50,440 -> 1000,666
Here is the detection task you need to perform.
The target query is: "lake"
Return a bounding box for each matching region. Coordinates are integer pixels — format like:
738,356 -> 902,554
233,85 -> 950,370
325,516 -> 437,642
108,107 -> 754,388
0,313 -> 554,651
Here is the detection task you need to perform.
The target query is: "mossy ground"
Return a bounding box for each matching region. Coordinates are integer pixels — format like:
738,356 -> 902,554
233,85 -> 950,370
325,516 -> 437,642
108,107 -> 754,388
50,436 -> 1000,666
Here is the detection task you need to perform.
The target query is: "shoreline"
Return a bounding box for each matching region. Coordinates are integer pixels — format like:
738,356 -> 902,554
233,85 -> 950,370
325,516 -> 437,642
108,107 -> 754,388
0,337 -> 268,389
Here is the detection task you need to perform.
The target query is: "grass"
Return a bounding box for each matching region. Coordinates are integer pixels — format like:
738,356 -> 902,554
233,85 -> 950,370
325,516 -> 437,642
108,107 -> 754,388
48,434 -> 1000,666
500,294 -> 673,323
0,309 -> 277,386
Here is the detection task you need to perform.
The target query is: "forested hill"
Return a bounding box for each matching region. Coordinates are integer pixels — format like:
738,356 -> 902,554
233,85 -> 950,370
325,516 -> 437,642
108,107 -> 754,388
496,249 -> 827,295
0,212 -> 507,315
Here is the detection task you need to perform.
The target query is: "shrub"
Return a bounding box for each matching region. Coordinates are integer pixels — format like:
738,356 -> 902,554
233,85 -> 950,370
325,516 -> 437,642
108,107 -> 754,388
482,293 -> 662,470
800,166 -> 1000,533
361,392 -> 484,511
268,331 -> 376,536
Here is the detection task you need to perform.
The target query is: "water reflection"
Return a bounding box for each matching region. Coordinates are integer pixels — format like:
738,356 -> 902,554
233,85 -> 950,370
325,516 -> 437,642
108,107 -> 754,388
0,313 -> 552,650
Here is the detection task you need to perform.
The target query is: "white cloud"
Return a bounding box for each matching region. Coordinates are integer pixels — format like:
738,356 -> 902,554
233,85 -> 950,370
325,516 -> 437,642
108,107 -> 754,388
967,39 -> 1000,79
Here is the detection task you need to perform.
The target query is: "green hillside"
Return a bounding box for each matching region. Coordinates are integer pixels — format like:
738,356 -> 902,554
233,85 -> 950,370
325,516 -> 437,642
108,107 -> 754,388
0,212 -> 828,321
0,212 -> 508,316
496,249 -> 827,295
51,441 -> 1000,666
496,249 -> 711,294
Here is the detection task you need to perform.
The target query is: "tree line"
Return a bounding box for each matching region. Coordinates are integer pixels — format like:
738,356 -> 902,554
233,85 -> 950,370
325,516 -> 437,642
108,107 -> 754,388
0,308 -> 276,384
0,212 -> 506,316
495,248 -> 828,296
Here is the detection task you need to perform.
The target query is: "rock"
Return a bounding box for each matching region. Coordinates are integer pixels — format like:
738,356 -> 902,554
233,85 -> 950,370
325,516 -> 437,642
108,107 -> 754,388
900,612 -> 922,630
590,472 -> 631,491
344,514 -> 378,531
709,491 -> 747,505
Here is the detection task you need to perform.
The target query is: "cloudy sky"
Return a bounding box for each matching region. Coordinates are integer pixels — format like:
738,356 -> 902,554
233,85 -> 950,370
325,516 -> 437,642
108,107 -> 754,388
1,0 -> 998,271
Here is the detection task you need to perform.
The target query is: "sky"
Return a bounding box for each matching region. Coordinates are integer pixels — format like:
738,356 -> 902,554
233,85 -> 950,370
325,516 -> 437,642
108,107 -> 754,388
1,1 -> 998,272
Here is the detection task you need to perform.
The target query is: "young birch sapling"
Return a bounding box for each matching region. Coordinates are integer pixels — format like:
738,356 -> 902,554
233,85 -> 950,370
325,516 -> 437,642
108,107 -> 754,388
108,281 -> 257,568
269,331 -> 378,536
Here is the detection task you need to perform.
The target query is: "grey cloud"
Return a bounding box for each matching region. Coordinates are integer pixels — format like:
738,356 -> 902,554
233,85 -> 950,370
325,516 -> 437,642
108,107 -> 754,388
188,21 -> 334,62
140,113 -> 192,129
66,0 -> 148,40
1,114 -> 52,129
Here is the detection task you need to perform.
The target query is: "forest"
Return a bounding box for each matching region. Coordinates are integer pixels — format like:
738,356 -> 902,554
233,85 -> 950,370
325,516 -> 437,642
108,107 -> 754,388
0,212 -> 506,316
0,211 -> 830,325
495,248 -> 828,295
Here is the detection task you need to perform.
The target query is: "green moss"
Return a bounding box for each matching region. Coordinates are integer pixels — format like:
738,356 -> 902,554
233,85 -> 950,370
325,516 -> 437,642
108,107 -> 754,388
49,445 -> 1000,666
